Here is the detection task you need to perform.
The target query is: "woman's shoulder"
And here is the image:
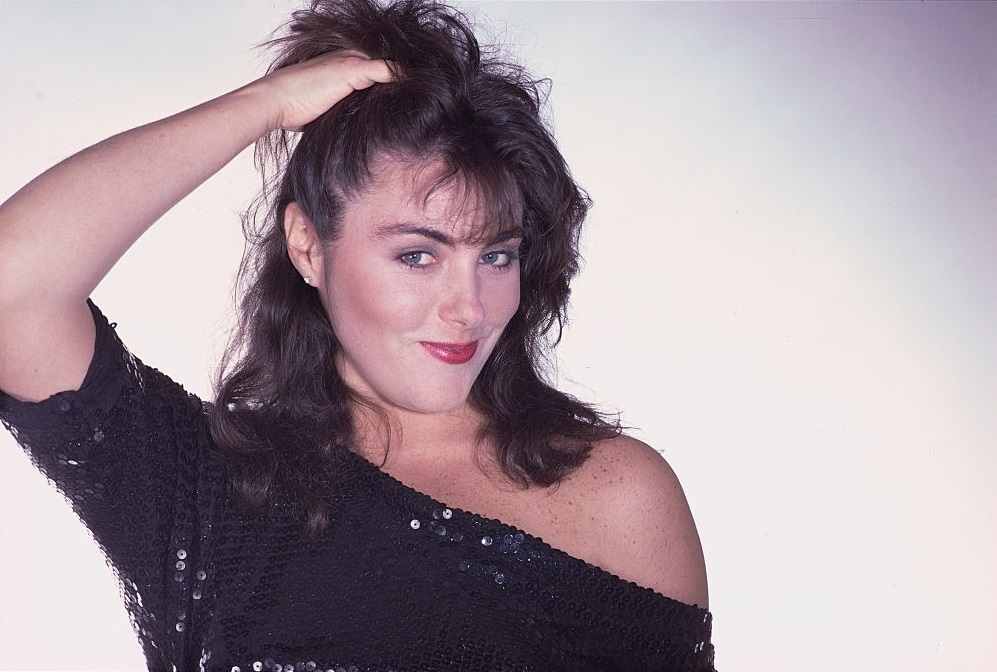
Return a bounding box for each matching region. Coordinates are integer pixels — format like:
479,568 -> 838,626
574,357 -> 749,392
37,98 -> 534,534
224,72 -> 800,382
557,434 -> 709,608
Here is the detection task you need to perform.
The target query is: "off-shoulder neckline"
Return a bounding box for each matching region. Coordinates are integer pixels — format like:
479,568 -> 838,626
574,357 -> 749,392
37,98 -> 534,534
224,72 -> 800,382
340,447 -> 711,617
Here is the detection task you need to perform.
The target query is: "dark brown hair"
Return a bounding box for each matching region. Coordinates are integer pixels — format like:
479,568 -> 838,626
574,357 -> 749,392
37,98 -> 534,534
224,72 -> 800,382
210,0 -> 619,534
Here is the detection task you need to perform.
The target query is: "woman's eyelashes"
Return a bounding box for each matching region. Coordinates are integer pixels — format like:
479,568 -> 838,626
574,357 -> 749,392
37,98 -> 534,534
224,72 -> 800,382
399,250 -> 434,268
480,248 -> 519,268
396,247 -> 520,270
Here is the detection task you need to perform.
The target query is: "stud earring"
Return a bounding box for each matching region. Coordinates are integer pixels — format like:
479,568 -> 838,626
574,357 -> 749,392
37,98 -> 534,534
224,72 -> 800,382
303,276 -> 312,286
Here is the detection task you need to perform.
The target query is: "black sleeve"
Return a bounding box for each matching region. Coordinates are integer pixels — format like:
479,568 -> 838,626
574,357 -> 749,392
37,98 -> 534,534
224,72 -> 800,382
0,301 -> 220,669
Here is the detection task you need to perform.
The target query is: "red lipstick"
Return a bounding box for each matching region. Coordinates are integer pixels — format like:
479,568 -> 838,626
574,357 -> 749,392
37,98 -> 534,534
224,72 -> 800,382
421,341 -> 478,365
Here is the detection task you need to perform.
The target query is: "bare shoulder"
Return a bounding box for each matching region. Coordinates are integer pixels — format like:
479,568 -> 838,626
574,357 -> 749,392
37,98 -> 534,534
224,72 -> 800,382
561,434 -> 709,608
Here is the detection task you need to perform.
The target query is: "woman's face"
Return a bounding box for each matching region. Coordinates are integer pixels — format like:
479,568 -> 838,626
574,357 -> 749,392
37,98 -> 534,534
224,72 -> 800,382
318,158 -> 522,418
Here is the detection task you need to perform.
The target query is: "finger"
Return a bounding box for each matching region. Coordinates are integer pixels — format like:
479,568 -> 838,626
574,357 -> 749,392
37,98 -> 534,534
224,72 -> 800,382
359,59 -> 396,86
335,54 -> 395,88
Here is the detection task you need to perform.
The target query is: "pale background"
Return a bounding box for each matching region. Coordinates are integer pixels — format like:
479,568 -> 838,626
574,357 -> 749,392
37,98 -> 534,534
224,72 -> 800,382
1,1 -> 995,670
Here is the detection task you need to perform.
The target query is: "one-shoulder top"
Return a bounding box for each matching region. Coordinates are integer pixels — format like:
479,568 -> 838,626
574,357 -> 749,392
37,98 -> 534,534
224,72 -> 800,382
0,302 -> 715,671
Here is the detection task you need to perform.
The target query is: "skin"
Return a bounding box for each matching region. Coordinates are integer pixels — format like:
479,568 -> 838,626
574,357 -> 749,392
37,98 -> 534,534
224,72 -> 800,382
0,48 -> 708,608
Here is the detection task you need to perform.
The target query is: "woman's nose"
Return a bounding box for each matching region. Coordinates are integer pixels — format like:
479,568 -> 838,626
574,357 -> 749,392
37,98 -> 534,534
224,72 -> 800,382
439,264 -> 486,328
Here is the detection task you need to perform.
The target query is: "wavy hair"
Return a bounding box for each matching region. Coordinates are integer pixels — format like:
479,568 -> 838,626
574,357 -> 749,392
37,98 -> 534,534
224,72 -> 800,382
210,0 -> 620,534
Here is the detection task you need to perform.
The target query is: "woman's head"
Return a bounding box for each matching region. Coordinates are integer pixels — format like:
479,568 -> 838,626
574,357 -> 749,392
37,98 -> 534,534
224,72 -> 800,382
214,0 -> 615,533
260,0 -> 589,372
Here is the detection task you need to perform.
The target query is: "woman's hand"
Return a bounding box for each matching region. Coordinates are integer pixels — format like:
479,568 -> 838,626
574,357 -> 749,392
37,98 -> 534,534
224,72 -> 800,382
245,51 -> 395,132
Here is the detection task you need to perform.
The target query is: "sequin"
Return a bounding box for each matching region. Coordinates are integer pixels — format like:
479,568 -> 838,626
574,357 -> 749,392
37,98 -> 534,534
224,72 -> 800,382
177,549 -> 187,560
230,667 -> 241,672
435,525 -> 447,536
196,569 -> 207,580
92,429 -> 105,442
176,560 -> 186,571
442,508 -> 453,519
409,519 -> 421,530
252,663 -> 263,672
175,622 -> 185,632
499,532 -> 525,553
481,535 -> 493,546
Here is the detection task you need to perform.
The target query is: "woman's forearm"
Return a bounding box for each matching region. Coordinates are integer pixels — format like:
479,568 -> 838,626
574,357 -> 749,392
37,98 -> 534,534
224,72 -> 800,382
0,86 -> 274,310
0,53 -> 392,401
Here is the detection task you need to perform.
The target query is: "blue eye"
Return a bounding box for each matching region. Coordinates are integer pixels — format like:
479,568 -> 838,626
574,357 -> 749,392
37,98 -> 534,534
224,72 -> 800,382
400,251 -> 432,267
481,250 -> 516,267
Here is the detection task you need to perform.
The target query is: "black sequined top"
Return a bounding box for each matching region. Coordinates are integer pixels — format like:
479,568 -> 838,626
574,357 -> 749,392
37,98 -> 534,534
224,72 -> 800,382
0,303 -> 715,672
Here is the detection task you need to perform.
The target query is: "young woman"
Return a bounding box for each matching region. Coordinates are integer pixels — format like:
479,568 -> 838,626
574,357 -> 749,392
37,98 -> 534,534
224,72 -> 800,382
0,1 -> 713,669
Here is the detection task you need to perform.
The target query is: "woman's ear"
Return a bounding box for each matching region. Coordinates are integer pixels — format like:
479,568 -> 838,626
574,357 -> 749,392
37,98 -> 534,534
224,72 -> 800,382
283,202 -> 324,285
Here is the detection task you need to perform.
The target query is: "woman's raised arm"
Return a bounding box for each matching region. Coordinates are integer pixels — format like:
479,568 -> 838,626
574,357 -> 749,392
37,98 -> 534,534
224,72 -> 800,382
0,52 -> 392,403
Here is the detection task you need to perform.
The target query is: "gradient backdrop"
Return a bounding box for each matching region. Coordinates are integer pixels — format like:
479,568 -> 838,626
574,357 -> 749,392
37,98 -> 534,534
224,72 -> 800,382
1,2 -> 995,670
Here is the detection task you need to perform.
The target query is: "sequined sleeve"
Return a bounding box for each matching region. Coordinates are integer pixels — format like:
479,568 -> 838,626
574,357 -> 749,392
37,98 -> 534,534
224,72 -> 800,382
0,301 -> 220,670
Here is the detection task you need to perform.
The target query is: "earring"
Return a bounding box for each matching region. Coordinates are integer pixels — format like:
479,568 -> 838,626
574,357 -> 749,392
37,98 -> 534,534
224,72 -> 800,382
303,276 -> 312,286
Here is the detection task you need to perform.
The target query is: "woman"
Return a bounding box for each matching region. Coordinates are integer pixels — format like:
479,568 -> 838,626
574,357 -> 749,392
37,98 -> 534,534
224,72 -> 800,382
0,0 -> 713,669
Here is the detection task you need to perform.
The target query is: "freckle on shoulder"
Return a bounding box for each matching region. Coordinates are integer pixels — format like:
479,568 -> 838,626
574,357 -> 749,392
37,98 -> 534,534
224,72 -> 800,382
582,434 -> 681,491
567,433 -> 709,607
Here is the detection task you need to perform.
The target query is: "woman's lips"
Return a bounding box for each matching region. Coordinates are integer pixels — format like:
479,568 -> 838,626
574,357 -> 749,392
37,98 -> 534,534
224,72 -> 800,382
420,341 -> 478,365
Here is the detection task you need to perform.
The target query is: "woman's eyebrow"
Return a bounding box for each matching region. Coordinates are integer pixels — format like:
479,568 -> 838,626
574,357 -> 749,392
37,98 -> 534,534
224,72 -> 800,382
373,223 -> 454,245
373,223 -> 523,246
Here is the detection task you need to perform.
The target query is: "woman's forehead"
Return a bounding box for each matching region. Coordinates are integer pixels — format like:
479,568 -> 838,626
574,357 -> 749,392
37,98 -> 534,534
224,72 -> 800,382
350,153 -> 523,242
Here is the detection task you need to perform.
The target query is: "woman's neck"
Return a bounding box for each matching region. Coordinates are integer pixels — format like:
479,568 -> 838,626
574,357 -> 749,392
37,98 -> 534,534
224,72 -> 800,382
350,399 -> 486,467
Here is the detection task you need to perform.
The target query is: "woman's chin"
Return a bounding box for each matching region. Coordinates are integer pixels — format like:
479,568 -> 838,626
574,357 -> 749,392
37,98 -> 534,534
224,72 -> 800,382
393,387 -> 477,417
